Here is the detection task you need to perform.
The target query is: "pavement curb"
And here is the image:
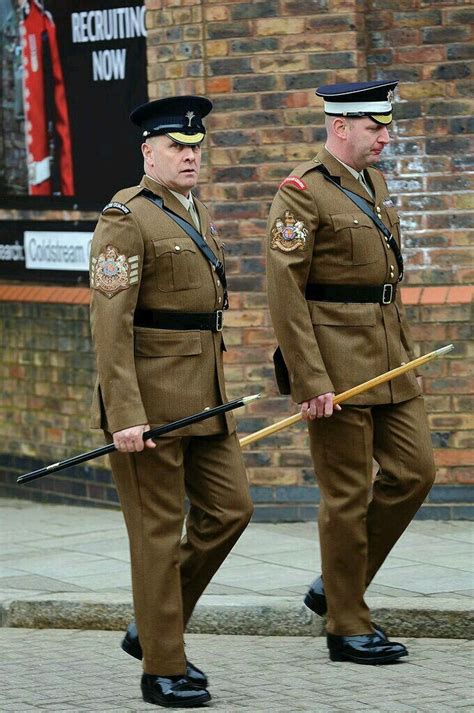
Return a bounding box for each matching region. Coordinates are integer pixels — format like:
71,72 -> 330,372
1,595 -> 472,639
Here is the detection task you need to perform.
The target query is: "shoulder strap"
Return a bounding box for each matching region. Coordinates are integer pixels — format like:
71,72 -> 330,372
141,188 -> 228,308
314,165 -> 404,281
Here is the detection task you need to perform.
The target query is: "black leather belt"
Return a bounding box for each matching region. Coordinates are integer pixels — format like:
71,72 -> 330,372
305,283 -> 397,305
134,309 -> 224,332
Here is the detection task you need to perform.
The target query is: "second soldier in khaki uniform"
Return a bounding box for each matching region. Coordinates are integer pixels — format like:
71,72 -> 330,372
89,96 -> 253,708
266,80 -> 435,666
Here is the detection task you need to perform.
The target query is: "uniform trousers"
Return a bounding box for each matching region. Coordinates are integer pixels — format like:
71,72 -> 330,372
108,431 -> 253,675
308,395 -> 435,636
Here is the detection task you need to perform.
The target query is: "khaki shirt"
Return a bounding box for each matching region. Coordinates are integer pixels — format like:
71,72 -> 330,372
266,147 -> 420,406
89,175 -> 231,435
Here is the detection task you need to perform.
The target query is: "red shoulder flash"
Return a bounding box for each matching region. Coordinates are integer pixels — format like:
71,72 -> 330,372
279,176 -> 308,191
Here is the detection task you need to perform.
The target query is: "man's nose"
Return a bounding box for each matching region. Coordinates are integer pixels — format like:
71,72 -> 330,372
183,147 -> 196,160
379,127 -> 390,144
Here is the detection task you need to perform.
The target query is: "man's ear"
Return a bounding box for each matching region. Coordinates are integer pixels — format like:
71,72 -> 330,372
142,142 -> 153,167
332,117 -> 348,141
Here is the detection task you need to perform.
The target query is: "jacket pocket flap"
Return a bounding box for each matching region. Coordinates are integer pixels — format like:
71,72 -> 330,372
153,239 -> 197,256
330,213 -> 373,231
309,302 -> 376,326
134,328 -> 202,357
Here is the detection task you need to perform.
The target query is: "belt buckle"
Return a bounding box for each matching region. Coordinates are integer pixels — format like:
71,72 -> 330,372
382,284 -> 393,304
215,310 -> 223,331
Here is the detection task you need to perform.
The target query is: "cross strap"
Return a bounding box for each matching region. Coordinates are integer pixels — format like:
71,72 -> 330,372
141,188 -> 229,308
314,165 -> 404,281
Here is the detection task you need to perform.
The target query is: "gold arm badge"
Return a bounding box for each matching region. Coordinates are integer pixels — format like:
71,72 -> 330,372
271,210 -> 308,252
90,244 -> 139,298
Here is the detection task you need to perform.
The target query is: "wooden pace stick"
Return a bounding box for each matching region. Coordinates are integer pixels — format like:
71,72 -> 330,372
238,344 -> 454,449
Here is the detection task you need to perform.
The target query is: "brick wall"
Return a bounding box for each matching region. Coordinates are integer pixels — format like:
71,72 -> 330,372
0,0 -> 472,518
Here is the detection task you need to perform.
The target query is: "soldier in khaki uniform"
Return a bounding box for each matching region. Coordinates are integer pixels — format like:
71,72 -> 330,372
89,96 -> 253,707
266,80 -> 435,665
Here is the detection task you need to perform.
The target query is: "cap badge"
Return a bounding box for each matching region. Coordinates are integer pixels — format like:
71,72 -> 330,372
387,89 -> 394,102
185,110 -> 195,127
271,210 -> 308,253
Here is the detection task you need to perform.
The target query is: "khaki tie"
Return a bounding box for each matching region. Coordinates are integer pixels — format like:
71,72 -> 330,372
358,171 -> 373,199
187,201 -> 201,232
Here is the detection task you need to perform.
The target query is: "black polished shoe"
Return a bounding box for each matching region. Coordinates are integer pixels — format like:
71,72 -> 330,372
122,623 -> 208,688
305,576 -> 387,639
304,575 -> 327,615
327,632 -> 408,665
141,674 -> 211,708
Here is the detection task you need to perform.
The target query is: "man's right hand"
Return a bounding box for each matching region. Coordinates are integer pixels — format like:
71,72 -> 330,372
113,425 -> 157,452
300,393 -> 341,420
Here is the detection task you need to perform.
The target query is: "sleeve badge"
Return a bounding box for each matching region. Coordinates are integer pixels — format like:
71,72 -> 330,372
90,244 -> 139,298
271,210 -> 308,253
279,176 -> 307,191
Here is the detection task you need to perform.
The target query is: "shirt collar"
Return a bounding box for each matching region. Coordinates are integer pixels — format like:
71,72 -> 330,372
324,146 -> 361,180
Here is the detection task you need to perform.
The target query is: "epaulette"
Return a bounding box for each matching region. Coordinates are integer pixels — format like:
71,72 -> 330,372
101,185 -> 145,215
278,160 -> 322,191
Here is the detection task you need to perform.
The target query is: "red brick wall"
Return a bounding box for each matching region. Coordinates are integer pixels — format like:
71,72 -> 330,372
144,0 -> 473,489
0,0 -> 472,513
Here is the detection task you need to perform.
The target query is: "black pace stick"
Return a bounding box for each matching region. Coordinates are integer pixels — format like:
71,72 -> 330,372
17,394 -> 261,485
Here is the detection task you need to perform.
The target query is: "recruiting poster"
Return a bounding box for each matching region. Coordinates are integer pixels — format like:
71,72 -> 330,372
0,0 -> 148,209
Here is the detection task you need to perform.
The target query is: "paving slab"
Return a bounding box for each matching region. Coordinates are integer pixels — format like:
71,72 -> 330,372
0,499 -> 473,638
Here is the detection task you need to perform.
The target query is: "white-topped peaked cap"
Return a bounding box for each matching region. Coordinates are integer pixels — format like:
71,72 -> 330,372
316,80 -> 398,125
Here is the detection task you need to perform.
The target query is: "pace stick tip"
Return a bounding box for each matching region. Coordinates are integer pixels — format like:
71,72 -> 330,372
435,344 -> 454,356
242,393 -> 262,404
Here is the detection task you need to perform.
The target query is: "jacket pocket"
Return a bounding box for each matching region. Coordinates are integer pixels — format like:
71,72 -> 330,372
134,327 -> 202,357
152,238 -> 202,292
330,212 -> 378,265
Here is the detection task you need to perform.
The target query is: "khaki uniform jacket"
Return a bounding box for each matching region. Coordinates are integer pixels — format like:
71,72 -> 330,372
90,174 -> 232,436
266,147 -> 420,406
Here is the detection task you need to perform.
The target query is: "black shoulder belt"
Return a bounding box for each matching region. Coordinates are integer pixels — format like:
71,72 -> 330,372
141,187 -> 228,308
314,164 -> 404,281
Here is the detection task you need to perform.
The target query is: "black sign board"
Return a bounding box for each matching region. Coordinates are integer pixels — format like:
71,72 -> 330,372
0,220 -> 96,284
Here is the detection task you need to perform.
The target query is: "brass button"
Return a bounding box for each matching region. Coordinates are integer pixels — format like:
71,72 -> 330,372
217,297 -> 222,304
353,219 -> 359,224
175,245 -> 181,252
217,279 -> 221,286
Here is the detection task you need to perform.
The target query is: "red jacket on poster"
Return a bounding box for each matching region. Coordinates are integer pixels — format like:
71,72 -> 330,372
21,0 -> 74,195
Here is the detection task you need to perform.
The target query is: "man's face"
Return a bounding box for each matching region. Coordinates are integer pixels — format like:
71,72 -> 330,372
143,135 -> 202,195
345,118 -> 391,171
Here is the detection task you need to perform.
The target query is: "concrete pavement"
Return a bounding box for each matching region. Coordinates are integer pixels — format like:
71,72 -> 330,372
0,630 -> 473,711
0,499 -> 473,637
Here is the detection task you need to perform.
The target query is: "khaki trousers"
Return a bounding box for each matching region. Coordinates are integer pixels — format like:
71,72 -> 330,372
108,431 -> 253,675
308,395 -> 436,636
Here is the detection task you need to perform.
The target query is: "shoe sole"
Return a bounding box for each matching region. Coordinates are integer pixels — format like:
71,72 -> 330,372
303,592 -> 327,617
142,689 -> 211,708
329,650 -> 408,665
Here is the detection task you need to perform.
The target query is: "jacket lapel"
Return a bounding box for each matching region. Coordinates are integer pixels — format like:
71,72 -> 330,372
193,196 -> 209,238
